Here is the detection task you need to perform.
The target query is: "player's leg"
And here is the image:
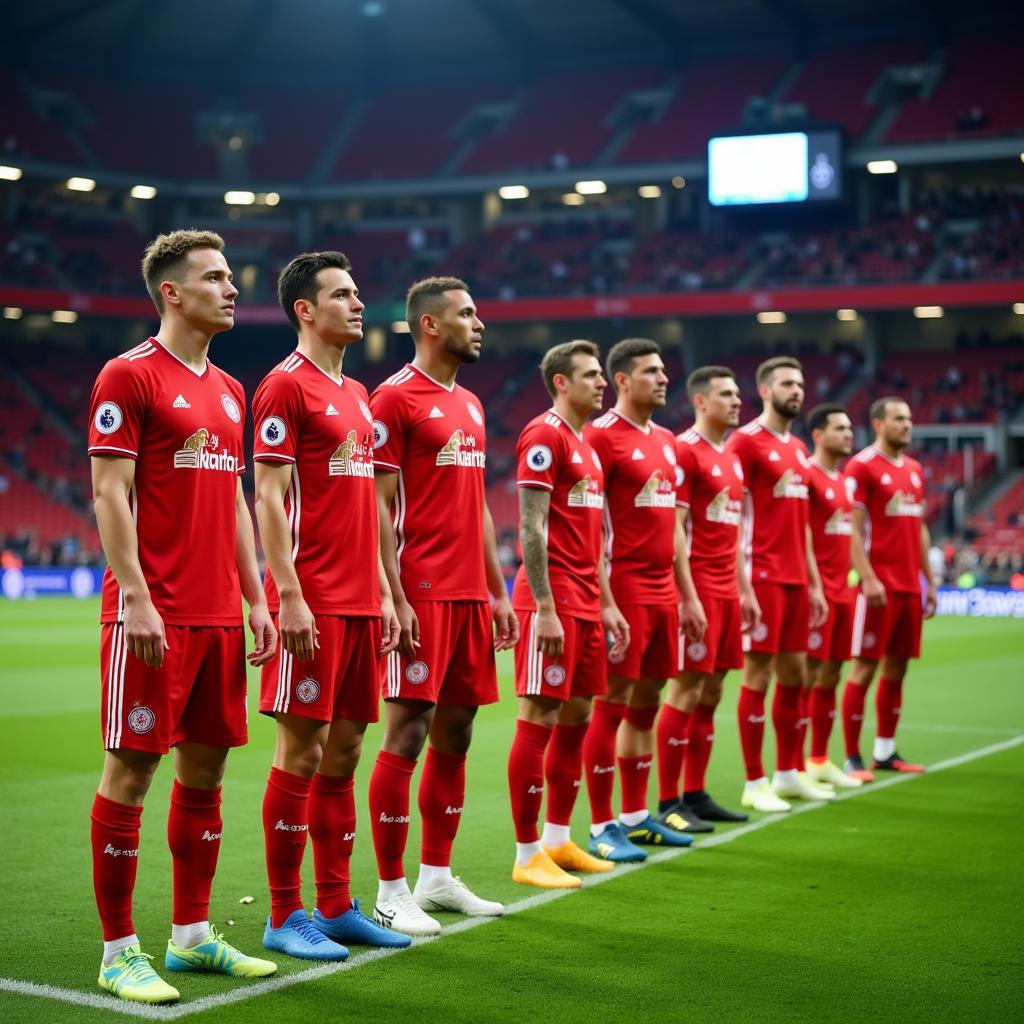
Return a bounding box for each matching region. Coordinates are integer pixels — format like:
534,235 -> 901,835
843,591 -> 884,779
657,672 -> 700,816
873,651 -> 923,772
770,651 -> 834,801
738,651 -> 790,811
583,673 -> 633,847
806,657 -> 861,788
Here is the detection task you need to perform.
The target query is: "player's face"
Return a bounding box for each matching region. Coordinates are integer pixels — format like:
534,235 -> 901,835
879,401 -> 913,450
622,354 -> 668,409
437,289 -> 484,364
763,368 -> 804,420
563,354 -> 606,415
309,267 -> 364,346
820,412 -> 853,456
173,248 -> 237,335
700,376 -> 742,429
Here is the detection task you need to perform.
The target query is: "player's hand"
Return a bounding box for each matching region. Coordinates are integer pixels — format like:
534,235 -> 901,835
739,589 -> 762,634
380,595 -> 401,655
280,593 -> 319,662
395,597 -> 421,660
534,605 -> 565,660
863,575 -> 886,608
923,582 -> 937,620
680,597 -> 708,643
123,594 -> 169,669
492,594 -> 519,651
247,601 -> 277,667
808,584 -> 829,629
603,604 -> 630,661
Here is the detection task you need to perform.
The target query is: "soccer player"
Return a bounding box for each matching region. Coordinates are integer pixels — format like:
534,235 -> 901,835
508,339 -> 630,889
727,356 -> 832,812
88,230 -> 277,1004
842,397 -> 937,777
368,276 -> 517,935
583,338 -> 694,860
253,251 -> 410,961
803,404 -> 862,789
657,366 -> 753,828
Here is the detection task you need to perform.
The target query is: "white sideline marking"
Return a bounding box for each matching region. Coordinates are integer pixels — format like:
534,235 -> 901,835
2,732 -> 1022,1020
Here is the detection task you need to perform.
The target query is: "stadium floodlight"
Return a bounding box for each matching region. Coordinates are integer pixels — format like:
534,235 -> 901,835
224,190 -> 256,205
638,185 -> 661,198
913,306 -> 943,318
130,185 -> 157,199
575,180 -> 607,195
866,160 -> 898,175
1013,302 -> 1024,315
836,308 -> 858,321
263,192 -> 280,206
0,165 -> 23,181
562,193 -> 585,206
498,185 -> 529,200
756,311 -> 787,324
671,175 -> 686,189
391,320 -> 411,333
3,306 -> 23,319
52,309 -> 78,323
66,177 -> 96,192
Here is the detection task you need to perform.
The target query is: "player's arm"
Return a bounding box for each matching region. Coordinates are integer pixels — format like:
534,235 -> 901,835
519,485 -> 564,658
91,454 -> 167,668
235,478 -> 276,666
597,548 -> 630,659
374,470 -> 419,659
849,506 -> 885,607
736,520 -> 761,634
483,503 -> 518,651
378,552 -> 400,655
920,521 -> 937,619
805,523 -> 828,628
674,507 -> 707,641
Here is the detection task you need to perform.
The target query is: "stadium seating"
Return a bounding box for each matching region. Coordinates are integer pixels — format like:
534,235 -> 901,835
0,69 -> 79,164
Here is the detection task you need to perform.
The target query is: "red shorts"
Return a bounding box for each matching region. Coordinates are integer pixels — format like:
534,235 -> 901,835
514,610 -> 607,701
607,602 -> 678,681
808,599 -> 854,663
381,600 -> 498,706
260,614 -> 380,724
100,624 -> 247,754
851,590 -> 922,661
679,594 -> 744,675
744,581 -> 809,655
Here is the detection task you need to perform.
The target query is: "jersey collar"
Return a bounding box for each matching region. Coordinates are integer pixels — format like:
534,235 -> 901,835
408,363 -> 455,393
872,445 -> 905,467
612,409 -> 653,435
293,350 -> 345,387
153,338 -> 208,379
546,408 -> 584,441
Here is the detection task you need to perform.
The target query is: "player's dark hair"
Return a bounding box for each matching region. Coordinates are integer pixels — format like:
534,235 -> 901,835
686,365 -> 736,401
756,355 -> 803,387
807,403 -> 847,434
540,339 -> 601,399
606,338 -> 661,391
141,229 -> 225,314
406,275 -> 471,338
277,251 -> 353,332
869,395 -> 906,424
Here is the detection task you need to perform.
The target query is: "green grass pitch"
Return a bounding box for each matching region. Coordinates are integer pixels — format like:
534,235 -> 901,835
1,600 -> 1021,1023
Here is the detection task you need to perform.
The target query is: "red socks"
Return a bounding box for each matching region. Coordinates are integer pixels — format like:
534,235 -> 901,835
772,685 -> 801,772
545,722 -> 588,826
683,703 -> 716,794
263,767 -> 311,928
419,748 -> 466,867
842,680 -> 867,757
507,719 -> 553,843
617,754 -> 651,815
737,685 -> 766,780
582,700 -> 626,823
656,704 -> 691,802
168,781 -> 222,927
794,688 -> 810,772
309,773 -> 355,919
809,688 -> 837,760
876,676 -> 903,739
368,749 -> 417,881
91,793 -> 143,941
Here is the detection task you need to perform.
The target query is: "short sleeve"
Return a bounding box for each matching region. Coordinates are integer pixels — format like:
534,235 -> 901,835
368,384 -> 408,472
88,358 -> 148,459
253,373 -> 303,463
845,459 -> 868,509
517,421 -> 561,491
674,440 -> 694,508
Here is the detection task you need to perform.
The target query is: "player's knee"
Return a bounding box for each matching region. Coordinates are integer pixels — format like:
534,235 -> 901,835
103,752 -> 160,804
623,703 -> 658,732
702,679 -> 724,706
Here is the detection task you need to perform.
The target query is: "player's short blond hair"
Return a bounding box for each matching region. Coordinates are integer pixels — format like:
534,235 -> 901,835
141,229 -> 226,313
540,339 -> 600,399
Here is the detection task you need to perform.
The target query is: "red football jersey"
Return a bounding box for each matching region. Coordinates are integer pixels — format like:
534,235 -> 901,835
675,428 -> 744,599
585,411 -> 677,604
727,420 -> 810,587
846,446 -> 925,595
369,364 -> 488,602
252,351 -> 379,616
808,462 -> 854,603
87,338 -> 245,626
512,409 -> 605,621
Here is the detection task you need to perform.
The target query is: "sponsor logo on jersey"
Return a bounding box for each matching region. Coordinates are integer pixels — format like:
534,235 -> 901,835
406,660 -> 429,684
260,417 -> 287,447
544,664 -> 566,686
372,419 -> 389,448
201,830 -> 222,841
631,448 -> 645,461
295,677 -> 321,704
634,469 -> 676,508
173,393 -> 191,409
326,403 -> 340,416
772,469 -> 808,500
884,491 -> 924,518
686,640 -> 707,661
824,509 -> 853,535
706,487 -> 742,526
528,444 -> 554,470
329,430 -> 374,477
428,405 -> 445,419
94,402 -> 123,434
173,428 -> 240,472
808,630 -> 823,651
275,820 -> 308,832
221,393 -> 241,423
103,844 -> 139,857
567,474 -> 604,509
467,402 -> 484,426
436,429 -> 486,468
127,706 -> 155,735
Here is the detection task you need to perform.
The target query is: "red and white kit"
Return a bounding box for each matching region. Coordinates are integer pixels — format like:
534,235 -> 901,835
807,462 -> 855,661
586,410 -> 678,681
88,337 -> 247,753
253,350 -> 381,724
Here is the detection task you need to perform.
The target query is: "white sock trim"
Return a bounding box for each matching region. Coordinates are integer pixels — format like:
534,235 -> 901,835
377,877 -> 410,900
417,863 -> 453,888
540,822 -> 571,848
515,841 -> 543,867
171,921 -> 211,950
619,810 -> 648,828
102,934 -> 139,966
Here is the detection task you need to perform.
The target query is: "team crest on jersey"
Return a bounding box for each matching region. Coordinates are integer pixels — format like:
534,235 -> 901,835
295,678 -> 320,704
358,400 -> 373,423
436,430 -> 486,468
127,705 -> 156,735
862,632 -> 876,649
372,420 -> 389,449
467,402 -> 484,426
884,491 -> 924,518
634,470 -> 676,508
663,444 -> 676,465
544,665 -> 566,686
406,661 -> 429,684
845,477 -> 857,499
527,444 -> 553,471
568,475 -> 604,509
706,488 -> 742,526
675,466 -> 685,487
910,471 -> 921,488
772,469 -> 808,500
94,402 -> 123,434
797,449 -> 811,468
751,623 -> 769,643
220,393 -> 241,423
686,640 -> 707,662
260,417 -> 287,447
824,509 -> 853,535
329,430 -> 374,477
808,631 -> 823,651
173,428 -> 240,472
